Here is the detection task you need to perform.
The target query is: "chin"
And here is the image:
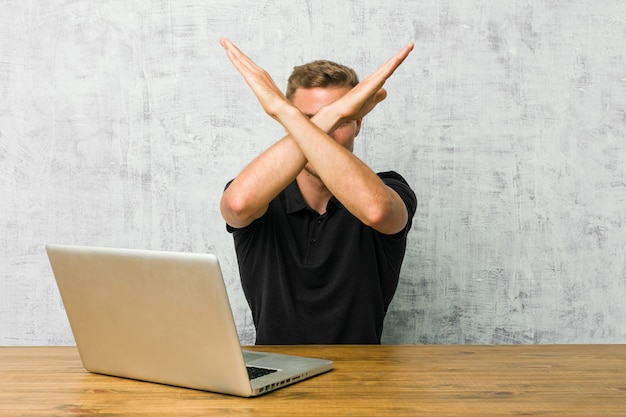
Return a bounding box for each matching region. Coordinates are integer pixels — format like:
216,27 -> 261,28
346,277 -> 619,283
304,165 -> 318,178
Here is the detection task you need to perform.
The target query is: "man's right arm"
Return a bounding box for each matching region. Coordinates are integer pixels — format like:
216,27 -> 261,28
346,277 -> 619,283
220,135 -> 303,229
219,38 -> 413,231
220,112 -> 343,229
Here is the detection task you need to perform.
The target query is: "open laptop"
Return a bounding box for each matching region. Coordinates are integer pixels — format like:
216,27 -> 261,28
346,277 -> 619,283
45,244 -> 332,397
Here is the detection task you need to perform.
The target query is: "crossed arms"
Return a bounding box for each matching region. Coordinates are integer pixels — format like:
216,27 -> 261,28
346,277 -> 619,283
219,39 -> 414,235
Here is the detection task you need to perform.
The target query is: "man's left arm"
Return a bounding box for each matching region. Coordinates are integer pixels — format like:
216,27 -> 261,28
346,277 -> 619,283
220,38 -> 414,234
281,104 -> 410,235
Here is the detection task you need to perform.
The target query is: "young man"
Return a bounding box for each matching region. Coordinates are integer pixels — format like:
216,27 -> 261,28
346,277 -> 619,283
220,39 -> 417,344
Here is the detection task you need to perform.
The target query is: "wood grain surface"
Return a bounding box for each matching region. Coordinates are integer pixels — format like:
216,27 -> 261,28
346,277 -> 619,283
1,345 -> 625,416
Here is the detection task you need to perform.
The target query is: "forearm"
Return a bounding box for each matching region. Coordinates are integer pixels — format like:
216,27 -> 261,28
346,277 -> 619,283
218,38 -> 412,232
277,105 -> 408,234
220,107 -> 343,228
220,135 -> 304,228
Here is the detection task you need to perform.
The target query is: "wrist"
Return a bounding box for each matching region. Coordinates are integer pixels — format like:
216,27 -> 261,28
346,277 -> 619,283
276,100 -> 300,119
312,105 -> 344,133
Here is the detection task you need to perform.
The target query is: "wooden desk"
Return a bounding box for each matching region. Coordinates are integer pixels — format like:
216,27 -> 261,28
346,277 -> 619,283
1,345 -> 625,416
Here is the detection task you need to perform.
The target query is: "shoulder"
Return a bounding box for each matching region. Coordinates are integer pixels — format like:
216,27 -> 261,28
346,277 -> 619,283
377,171 -> 416,207
377,170 -> 411,186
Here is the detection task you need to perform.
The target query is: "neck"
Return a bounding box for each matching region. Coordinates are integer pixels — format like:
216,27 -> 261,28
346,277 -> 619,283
296,170 -> 332,215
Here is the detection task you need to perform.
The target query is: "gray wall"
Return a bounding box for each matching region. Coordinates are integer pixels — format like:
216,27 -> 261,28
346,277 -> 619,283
1,0 -> 625,346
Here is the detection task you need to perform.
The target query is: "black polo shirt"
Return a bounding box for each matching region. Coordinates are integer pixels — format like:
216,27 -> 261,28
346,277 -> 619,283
226,171 -> 416,344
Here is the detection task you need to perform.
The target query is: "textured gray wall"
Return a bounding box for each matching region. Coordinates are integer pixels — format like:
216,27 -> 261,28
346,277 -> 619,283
1,1 -> 625,346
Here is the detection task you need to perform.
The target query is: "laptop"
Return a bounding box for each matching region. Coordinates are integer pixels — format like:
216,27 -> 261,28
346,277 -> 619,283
45,244 -> 333,397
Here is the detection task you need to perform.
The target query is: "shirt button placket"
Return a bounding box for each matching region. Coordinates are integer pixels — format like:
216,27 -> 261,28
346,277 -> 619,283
310,217 -> 324,244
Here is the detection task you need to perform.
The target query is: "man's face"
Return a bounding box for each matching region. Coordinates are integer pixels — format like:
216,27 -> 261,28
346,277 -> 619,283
290,86 -> 361,152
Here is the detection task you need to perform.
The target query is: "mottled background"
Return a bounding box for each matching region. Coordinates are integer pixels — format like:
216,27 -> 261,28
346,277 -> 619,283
1,0 -> 625,345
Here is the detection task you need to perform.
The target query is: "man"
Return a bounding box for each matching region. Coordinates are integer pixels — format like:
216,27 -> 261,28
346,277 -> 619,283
220,38 -> 417,344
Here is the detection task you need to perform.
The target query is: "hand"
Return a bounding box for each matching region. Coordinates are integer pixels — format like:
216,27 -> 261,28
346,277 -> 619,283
220,38 -> 291,121
220,38 -> 414,126
328,42 -> 414,123
219,39 -> 414,233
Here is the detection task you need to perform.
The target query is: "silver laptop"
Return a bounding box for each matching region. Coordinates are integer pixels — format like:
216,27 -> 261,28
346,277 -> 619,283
46,244 -> 332,397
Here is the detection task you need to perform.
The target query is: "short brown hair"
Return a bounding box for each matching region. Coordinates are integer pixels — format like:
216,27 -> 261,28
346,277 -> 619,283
286,60 -> 359,100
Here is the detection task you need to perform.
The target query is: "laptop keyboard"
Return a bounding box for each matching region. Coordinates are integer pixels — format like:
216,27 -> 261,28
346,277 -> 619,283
247,365 -> 278,380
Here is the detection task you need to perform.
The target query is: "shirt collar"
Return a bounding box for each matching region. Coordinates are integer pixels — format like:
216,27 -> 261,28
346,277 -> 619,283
283,181 -> 343,214
283,181 -> 308,214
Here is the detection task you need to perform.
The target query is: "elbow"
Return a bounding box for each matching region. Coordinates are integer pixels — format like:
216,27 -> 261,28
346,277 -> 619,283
362,199 -> 407,235
220,192 -> 253,228
363,204 -> 390,230
221,189 -> 267,229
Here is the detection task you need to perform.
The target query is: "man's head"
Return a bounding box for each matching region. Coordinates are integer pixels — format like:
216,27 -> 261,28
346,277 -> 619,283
286,60 -> 362,182
286,60 -> 359,101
